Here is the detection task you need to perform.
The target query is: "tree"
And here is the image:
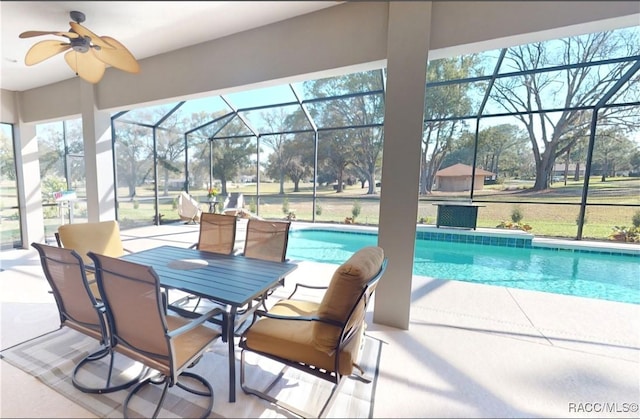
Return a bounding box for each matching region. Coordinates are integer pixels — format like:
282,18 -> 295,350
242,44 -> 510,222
421,56 -> 478,194
318,129 -> 353,193
477,124 -> 528,177
489,27 -> 640,190
592,128 -> 635,181
261,109 -> 296,195
303,70 -> 385,194
443,124 -> 529,179
0,130 -> 16,181
155,129 -> 185,196
211,136 -> 253,196
114,120 -> 154,197
283,134 -> 314,192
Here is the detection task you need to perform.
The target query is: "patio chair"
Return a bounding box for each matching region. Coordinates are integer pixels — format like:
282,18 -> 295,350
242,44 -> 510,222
242,218 -> 290,262
222,192 -> 245,216
88,251 -> 223,419
169,213 -> 238,315
56,220 -> 131,299
241,218 -> 291,311
31,242 -> 143,394
192,212 -> 238,254
178,191 -> 202,224
239,246 -> 387,418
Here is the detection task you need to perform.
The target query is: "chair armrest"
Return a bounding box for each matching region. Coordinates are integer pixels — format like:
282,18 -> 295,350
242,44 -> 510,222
255,310 -> 343,328
188,243 -> 197,250
287,283 -> 328,299
168,307 -> 225,338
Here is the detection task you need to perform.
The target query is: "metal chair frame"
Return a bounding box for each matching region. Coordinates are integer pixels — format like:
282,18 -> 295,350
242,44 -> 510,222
31,242 -> 144,394
239,258 -> 387,418
89,251 -> 223,419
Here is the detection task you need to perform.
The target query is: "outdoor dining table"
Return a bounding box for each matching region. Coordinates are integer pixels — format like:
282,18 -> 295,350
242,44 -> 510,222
120,244 -> 299,402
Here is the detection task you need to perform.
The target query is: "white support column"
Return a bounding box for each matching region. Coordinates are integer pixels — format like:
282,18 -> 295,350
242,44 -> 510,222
14,121 -> 44,248
374,2 -> 431,329
80,82 -> 116,222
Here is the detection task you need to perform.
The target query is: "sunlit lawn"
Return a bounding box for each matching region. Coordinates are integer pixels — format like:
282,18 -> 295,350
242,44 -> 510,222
1,177 -> 638,244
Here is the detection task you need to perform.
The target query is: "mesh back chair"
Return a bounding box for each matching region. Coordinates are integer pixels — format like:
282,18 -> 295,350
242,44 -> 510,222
193,213 -> 237,254
31,242 -> 143,394
169,213 -> 238,315
56,220 -> 130,299
241,219 -> 291,315
243,218 -> 290,263
239,246 -> 387,418
88,251 -> 222,419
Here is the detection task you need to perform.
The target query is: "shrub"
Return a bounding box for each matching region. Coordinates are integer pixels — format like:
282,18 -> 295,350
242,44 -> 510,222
632,210 -> 640,228
133,199 -> 139,210
351,200 -> 361,221
510,206 -> 524,223
496,221 -> 533,232
315,201 -> 323,216
609,226 -> 639,243
41,176 -> 68,202
249,197 -> 256,213
282,198 -> 289,215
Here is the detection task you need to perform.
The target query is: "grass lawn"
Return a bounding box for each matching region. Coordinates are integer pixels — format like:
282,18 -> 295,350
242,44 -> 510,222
1,177 -> 638,246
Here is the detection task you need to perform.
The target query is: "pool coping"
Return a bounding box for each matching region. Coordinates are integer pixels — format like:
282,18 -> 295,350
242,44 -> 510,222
290,222 -> 640,257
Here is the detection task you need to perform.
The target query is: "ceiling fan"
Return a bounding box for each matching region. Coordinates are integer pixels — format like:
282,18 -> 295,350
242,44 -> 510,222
19,10 -> 140,84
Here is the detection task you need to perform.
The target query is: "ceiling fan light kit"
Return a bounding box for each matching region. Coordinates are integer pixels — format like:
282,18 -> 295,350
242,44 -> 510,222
19,11 -> 140,84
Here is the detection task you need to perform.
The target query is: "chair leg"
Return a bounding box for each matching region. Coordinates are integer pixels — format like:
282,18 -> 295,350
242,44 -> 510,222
240,349 -> 340,418
123,371 -> 214,419
72,345 -> 145,394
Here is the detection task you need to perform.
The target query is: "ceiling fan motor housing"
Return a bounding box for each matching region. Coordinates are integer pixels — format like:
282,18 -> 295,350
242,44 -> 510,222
70,36 -> 92,53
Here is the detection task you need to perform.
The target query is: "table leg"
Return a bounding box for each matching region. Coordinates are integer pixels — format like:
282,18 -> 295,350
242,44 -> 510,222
227,307 -> 237,402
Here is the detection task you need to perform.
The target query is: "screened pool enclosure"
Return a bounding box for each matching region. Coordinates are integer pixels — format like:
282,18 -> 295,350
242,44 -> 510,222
16,24 -> 639,247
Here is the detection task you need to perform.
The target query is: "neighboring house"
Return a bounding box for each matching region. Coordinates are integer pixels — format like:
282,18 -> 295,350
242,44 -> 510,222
434,163 -> 495,192
553,163 -> 585,178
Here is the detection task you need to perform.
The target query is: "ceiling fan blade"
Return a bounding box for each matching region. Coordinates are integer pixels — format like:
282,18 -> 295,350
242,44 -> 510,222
93,36 -> 140,73
69,22 -> 114,49
64,49 -> 106,84
20,30 -> 79,39
25,40 -> 71,65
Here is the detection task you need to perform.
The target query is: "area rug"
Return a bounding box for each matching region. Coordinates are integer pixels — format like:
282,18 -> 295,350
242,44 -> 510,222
1,327 -> 382,418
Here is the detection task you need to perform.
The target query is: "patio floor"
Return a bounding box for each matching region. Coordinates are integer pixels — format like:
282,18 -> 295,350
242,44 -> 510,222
1,222 -> 638,418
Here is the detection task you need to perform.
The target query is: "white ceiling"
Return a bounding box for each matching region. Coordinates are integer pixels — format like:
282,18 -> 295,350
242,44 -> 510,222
0,1 -> 341,92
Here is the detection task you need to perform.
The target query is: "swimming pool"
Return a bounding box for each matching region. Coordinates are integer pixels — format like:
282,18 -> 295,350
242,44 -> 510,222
286,228 -> 640,305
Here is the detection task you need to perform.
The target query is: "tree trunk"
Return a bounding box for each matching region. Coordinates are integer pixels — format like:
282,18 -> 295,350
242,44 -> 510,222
163,169 -> 169,196
366,169 -> 376,194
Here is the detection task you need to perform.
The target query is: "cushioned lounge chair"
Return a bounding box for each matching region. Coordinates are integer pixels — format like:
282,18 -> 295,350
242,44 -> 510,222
222,192 -> 244,216
178,191 -> 202,224
239,246 -> 387,418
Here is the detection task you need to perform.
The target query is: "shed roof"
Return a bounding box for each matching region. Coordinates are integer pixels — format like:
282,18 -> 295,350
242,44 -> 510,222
435,163 -> 495,177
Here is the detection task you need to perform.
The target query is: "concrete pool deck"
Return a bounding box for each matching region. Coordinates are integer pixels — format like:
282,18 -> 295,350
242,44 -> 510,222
1,222 -> 638,417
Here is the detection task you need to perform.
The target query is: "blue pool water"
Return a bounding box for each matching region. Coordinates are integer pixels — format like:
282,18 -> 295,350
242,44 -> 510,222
287,229 -> 640,305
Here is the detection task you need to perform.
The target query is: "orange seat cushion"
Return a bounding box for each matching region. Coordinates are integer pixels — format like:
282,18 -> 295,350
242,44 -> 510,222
243,299 -> 360,376
312,246 -> 384,354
